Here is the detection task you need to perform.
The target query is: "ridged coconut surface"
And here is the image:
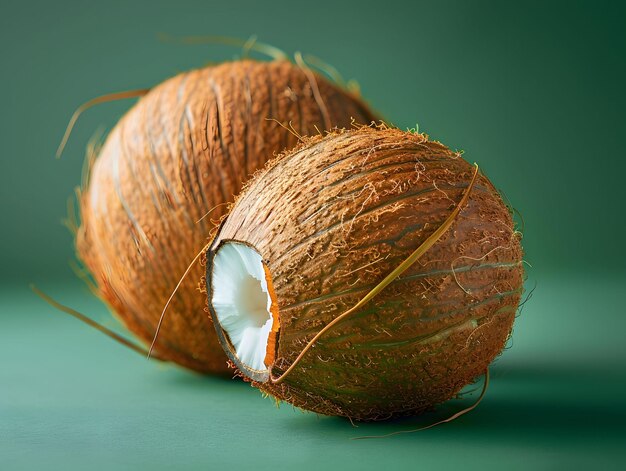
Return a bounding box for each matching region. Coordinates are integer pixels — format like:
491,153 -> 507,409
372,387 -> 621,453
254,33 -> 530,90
77,60 -> 377,374
207,127 -> 524,420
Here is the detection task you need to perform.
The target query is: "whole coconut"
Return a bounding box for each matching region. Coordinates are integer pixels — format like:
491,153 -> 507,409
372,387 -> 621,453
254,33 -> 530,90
206,126 -> 524,420
77,59 -> 377,374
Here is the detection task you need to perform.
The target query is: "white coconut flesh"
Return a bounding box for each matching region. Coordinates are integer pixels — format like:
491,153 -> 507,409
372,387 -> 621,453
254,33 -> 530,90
210,242 -> 276,372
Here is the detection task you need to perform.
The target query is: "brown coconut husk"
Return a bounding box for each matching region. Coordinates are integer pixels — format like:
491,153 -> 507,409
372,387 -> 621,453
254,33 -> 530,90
77,59 -> 378,374
206,126 -> 524,419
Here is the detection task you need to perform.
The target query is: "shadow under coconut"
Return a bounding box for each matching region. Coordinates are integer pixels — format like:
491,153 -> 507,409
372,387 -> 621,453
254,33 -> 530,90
137,364 -> 269,415
152,364 -> 248,388
280,360 -> 626,446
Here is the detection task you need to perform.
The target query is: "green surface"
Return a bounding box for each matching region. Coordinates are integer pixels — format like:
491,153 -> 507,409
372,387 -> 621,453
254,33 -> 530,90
1,0 -> 625,469
2,276 -> 626,470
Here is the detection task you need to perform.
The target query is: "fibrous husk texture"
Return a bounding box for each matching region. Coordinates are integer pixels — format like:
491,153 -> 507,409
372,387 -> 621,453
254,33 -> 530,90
77,60 -> 377,374
209,126 -> 524,420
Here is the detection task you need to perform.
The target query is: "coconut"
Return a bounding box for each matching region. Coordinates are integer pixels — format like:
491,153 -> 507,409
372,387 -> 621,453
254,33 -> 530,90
77,59 -> 377,374
205,126 -> 524,420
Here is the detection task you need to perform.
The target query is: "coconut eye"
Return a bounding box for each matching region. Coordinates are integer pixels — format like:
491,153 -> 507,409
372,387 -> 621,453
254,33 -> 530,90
210,242 -> 279,375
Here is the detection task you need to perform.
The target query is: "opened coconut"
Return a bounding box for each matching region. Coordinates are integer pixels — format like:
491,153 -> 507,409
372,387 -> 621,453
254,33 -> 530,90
206,126 -> 523,419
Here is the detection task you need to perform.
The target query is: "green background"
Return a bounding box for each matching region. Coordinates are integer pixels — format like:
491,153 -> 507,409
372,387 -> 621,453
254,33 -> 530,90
1,0 -> 625,469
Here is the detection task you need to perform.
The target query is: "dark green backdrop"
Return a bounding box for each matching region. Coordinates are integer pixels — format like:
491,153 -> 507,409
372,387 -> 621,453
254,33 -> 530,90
1,1 -> 625,470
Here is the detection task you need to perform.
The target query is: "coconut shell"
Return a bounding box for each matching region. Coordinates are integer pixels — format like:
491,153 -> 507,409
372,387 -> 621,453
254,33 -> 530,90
77,60 -> 377,374
207,127 -> 524,420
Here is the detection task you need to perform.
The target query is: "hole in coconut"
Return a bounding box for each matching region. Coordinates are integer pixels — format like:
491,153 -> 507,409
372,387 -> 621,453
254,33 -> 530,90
210,242 -> 279,374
